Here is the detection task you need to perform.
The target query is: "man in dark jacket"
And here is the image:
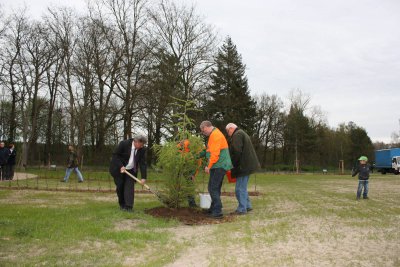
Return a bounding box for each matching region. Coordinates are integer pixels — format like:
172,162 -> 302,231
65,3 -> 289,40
226,123 -> 260,215
109,134 -> 147,212
6,143 -> 17,180
0,142 -> 9,180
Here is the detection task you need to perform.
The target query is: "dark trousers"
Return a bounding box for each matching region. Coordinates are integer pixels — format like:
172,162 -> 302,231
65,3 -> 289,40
0,165 -> 6,180
113,169 -> 136,209
186,176 -> 197,207
6,165 -> 15,180
208,168 -> 225,216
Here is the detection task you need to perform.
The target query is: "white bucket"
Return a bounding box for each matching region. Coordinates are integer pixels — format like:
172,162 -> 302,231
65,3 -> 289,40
199,193 -> 211,209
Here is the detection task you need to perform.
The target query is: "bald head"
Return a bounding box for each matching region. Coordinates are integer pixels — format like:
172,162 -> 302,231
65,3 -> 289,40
225,123 -> 238,137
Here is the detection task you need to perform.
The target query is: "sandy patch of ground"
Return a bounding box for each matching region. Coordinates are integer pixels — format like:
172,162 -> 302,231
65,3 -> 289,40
0,189 -> 84,206
123,223 -> 219,266
113,219 -> 147,231
0,172 -> 37,181
270,199 -> 304,214
163,225 -> 215,267
183,213 -> 400,267
241,217 -> 399,267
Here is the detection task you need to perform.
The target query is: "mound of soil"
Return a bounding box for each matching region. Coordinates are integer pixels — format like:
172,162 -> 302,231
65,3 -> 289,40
145,207 -> 237,225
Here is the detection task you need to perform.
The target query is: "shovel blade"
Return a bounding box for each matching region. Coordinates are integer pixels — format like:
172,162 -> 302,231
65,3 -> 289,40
149,189 -> 170,206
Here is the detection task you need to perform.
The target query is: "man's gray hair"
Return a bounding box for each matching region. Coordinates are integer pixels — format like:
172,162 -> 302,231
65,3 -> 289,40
225,123 -> 238,130
200,120 -> 213,128
133,134 -> 147,144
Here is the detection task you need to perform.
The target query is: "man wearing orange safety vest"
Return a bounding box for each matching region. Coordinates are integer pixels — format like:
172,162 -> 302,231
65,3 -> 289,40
199,121 -> 232,219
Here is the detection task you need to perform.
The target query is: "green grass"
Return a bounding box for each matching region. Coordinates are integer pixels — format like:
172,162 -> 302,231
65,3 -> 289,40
1,172 -> 399,266
0,189 -> 178,266
1,168 -> 176,192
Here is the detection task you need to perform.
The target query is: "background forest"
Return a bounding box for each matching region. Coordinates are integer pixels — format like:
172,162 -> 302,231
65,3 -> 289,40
0,0 -> 398,170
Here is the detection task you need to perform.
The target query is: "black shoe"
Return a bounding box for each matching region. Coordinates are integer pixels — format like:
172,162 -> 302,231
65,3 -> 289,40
363,196 -> 369,199
247,208 -> 253,212
208,213 -> 223,219
60,180 -> 66,182
78,180 -> 83,183
122,207 -> 133,212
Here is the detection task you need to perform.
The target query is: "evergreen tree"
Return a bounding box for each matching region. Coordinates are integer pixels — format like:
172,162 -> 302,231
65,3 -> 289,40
140,50 -> 183,164
283,105 -> 317,165
206,37 -> 257,135
347,122 -> 374,165
154,99 -> 204,208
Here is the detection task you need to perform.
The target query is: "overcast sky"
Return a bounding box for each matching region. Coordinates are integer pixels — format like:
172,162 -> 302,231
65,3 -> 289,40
2,0 -> 400,142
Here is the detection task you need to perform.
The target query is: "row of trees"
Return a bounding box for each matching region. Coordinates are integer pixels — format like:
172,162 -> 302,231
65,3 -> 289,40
0,0 -> 217,166
0,0 -> 376,169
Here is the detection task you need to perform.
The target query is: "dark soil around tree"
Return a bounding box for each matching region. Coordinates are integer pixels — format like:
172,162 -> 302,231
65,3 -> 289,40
145,207 -> 237,225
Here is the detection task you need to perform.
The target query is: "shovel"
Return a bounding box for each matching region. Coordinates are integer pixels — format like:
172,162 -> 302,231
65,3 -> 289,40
123,170 -> 170,206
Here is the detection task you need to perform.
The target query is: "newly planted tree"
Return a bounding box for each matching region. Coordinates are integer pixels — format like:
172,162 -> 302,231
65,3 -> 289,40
154,98 -> 204,208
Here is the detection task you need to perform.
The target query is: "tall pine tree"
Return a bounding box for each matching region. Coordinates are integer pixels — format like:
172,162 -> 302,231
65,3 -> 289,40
205,37 -> 257,135
283,105 -> 317,165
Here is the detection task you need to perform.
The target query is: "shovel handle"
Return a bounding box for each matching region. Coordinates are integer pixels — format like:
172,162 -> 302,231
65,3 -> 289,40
123,170 -> 151,190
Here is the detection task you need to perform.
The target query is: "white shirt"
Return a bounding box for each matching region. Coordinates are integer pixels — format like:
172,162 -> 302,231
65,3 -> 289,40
125,147 -> 137,170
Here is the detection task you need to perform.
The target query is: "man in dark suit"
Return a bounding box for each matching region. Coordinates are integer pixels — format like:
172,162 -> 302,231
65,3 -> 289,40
109,134 -> 147,212
0,142 -> 9,180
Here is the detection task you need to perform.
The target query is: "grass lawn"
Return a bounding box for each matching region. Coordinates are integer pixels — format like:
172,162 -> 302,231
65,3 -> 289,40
0,172 -> 399,266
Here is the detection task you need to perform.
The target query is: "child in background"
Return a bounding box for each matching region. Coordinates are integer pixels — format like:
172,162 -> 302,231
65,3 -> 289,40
352,156 -> 370,200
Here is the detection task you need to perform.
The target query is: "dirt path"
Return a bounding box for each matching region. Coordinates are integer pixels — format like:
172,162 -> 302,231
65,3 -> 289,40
0,172 -> 37,181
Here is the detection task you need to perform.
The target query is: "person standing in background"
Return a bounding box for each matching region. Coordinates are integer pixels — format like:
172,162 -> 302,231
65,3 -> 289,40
0,142 -> 9,180
6,143 -> 17,180
62,145 -> 84,183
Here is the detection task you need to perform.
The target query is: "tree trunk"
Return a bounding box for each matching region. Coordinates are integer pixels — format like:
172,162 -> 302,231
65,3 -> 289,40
8,89 -> 17,143
20,103 -> 29,168
124,76 -> 132,140
66,69 -> 75,144
27,76 -> 40,164
44,69 -> 59,165
8,54 -> 18,142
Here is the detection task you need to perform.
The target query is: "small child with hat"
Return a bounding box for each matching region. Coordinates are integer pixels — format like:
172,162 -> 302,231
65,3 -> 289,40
351,156 -> 371,200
